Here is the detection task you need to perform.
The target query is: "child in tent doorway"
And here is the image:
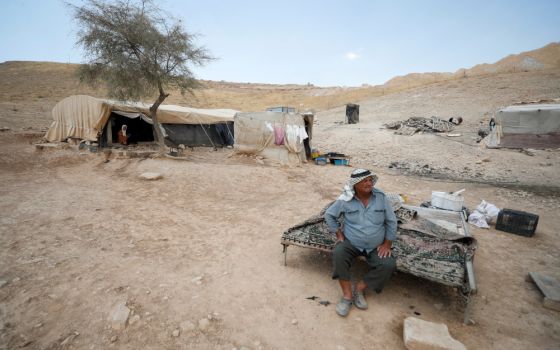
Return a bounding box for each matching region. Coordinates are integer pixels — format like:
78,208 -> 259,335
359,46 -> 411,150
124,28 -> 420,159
118,125 -> 130,145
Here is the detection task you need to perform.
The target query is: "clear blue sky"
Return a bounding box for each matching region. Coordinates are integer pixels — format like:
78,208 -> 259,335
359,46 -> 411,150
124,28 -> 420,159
1,0 -> 559,87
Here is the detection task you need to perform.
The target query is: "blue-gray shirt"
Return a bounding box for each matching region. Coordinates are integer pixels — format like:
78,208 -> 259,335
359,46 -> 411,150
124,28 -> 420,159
324,189 -> 397,253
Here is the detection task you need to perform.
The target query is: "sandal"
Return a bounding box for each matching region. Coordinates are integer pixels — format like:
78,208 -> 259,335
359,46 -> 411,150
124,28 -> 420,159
335,297 -> 352,317
353,290 -> 368,310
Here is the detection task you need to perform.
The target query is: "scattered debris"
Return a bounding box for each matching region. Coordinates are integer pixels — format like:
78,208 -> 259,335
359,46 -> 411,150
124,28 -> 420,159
388,161 -> 437,176
385,116 -> 456,135
306,295 -> 331,306
403,317 -> 466,350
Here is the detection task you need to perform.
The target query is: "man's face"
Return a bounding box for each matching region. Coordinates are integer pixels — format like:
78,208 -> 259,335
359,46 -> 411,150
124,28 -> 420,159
354,176 -> 374,195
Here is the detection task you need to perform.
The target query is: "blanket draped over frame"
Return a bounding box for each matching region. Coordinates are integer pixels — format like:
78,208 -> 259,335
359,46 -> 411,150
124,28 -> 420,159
281,202 -> 477,292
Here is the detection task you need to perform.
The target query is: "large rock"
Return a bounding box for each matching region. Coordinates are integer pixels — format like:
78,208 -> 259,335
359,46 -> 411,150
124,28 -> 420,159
110,301 -> 131,331
403,317 -> 467,350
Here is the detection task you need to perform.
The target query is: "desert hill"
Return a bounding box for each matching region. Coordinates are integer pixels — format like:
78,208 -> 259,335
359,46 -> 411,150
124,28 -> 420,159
1,42 -> 558,131
383,42 -> 560,90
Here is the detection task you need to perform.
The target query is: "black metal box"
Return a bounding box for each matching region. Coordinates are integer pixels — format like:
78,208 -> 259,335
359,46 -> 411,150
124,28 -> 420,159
495,209 -> 539,237
346,104 -> 359,124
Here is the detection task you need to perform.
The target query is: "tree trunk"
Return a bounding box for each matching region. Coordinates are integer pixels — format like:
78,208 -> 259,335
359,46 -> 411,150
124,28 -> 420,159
150,90 -> 169,147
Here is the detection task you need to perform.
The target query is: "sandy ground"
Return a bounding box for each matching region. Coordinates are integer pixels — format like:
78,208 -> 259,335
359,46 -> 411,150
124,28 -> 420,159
1,70 -> 560,349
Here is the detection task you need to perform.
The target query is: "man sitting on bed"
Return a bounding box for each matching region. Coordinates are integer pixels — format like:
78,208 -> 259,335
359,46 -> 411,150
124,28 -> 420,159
324,168 -> 398,317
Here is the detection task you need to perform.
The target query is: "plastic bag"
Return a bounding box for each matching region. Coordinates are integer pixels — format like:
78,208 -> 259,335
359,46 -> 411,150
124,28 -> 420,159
476,200 -> 500,224
468,200 -> 501,228
468,210 -> 490,228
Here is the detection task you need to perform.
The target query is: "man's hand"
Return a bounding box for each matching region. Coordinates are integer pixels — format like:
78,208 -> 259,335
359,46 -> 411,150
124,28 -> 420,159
335,229 -> 345,244
377,240 -> 392,258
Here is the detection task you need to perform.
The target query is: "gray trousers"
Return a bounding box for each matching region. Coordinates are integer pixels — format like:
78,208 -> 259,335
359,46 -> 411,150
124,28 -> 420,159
332,239 -> 396,292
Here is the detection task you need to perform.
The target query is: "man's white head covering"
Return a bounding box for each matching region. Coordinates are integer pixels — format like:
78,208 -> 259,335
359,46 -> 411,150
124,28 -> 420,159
337,168 -> 378,201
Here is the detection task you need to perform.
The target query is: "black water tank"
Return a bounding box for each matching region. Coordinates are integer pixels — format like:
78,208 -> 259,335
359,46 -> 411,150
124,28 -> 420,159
346,104 -> 359,124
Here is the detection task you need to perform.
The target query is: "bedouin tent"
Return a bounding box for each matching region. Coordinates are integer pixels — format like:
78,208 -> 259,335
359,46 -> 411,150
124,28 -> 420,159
44,95 -> 237,147
234,111 -> 314,165
488,104 -> 560,149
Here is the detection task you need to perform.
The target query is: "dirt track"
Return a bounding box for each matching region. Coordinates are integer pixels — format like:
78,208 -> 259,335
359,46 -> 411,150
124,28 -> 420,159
1,131 -> 559,349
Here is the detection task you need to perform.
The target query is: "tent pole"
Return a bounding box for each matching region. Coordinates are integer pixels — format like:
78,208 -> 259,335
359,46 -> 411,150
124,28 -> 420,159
225,123 -> 234,145
197,117 -> 216,150
107,117 -> 113,145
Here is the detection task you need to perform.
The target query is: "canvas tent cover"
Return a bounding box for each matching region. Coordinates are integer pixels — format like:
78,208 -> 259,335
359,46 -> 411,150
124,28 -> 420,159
44,95 -> 238,142
495,103 -> 560,148
234,111 -> 312,165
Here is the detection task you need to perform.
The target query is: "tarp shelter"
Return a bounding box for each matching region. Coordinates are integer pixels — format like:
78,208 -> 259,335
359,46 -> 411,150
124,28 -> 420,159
44,95 -> 237,147
234,111 -> 314,165
494,104 -> 560,149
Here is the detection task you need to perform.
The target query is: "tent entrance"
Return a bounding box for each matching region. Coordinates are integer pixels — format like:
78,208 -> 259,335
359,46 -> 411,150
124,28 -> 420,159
101,112 -> 155,146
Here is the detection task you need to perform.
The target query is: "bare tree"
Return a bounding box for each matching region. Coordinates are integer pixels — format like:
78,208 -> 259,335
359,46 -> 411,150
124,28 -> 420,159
67,0 -> 212,145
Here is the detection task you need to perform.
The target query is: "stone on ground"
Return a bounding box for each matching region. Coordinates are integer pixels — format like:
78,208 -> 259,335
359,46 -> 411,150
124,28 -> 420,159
528,272 -> 560,311
139,172 -> 163,180
110,301 -> 131,331
403,317 -> 466,350
198,318 -> 210,330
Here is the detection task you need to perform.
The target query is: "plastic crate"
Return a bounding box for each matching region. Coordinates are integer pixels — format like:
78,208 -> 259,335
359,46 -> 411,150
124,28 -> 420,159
495,209 -> 539,237
333,159 -> 349,166
315,157 -> 327,165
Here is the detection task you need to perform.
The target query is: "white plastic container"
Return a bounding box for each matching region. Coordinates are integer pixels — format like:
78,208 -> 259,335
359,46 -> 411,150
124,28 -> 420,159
431,191 -> 464,211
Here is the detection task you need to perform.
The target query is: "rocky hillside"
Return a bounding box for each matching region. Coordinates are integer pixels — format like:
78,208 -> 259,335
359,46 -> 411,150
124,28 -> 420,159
384,42 -> 560,89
